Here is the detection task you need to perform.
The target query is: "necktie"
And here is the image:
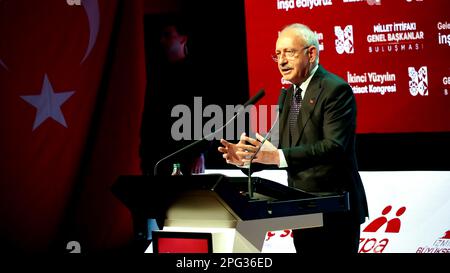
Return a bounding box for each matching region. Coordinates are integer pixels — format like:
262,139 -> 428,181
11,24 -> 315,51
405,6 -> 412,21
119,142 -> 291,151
289,87 -> 302,138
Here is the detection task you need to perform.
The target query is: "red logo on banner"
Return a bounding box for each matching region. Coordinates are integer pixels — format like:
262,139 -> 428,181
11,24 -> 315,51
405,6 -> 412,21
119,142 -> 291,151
359,205 -> 407,253
266,229 -> 293,241
442,230 -> 450,239
363,205 -> 406,233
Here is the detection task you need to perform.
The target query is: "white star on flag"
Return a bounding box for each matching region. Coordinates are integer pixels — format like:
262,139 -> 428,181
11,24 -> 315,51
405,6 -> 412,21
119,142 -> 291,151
21,74 -> 75,130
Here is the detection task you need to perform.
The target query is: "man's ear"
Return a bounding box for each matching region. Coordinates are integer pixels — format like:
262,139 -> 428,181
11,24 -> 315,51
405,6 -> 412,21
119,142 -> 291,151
308,46 -> 317,63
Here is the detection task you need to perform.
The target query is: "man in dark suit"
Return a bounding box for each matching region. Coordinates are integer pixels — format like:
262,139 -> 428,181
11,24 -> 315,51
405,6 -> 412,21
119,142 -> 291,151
218,23 -> 368,253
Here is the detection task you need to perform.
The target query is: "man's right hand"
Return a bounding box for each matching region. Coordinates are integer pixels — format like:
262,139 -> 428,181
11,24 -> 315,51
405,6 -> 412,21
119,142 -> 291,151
218,132 -> 247,166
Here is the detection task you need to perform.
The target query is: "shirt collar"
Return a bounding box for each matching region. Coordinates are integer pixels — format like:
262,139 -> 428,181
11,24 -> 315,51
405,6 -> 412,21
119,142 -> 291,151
298,64 -> 319,93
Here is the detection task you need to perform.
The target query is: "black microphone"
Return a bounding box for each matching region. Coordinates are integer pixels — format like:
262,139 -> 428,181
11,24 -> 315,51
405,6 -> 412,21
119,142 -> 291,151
247,88 -> 286,198
243,89 -> 265,107
153,89 -> 266,176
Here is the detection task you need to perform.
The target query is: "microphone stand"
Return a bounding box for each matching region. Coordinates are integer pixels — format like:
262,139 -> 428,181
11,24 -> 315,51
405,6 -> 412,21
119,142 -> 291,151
246,88 -> 286,198
247,109 -> 281,199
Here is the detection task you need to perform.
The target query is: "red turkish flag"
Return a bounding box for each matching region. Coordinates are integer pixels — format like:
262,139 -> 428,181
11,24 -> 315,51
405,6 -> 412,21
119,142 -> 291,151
0,0 -> 145,252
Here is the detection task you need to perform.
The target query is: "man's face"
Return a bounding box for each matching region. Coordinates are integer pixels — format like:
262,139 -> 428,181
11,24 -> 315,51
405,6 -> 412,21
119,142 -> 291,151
160,25 -> 187,62
275,29 -> 314,85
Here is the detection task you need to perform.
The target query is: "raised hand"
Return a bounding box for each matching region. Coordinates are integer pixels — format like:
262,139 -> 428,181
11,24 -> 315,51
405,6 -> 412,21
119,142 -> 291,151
237,133 -> 280,166
218,132 -> 247,166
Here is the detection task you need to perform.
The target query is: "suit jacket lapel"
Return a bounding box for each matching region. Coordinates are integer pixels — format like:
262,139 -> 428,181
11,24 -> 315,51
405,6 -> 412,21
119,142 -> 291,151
292,65 -> 326,146
279,85 -> 293,148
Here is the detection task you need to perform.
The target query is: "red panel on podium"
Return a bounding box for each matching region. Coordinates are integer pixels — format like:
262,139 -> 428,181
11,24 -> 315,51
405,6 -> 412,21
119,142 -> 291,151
152,231 -> 213,253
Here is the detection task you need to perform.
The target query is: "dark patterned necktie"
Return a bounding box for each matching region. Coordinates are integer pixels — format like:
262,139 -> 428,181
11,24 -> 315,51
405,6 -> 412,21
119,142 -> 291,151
289,87 -> 302,137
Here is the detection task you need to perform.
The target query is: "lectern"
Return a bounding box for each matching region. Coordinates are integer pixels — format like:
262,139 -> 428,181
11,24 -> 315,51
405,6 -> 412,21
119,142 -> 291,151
111,174 -> 349,253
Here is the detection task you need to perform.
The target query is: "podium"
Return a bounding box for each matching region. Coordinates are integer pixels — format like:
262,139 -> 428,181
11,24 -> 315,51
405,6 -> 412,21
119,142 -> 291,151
112,174 -> 349,253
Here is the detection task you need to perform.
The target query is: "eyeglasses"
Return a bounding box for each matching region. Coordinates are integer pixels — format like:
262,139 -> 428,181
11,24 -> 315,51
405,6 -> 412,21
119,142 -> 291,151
271,46 -> 311,62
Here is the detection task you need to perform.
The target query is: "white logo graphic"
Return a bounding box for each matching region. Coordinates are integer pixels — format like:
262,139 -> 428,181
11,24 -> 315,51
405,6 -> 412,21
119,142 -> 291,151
408,66 -> 428,96
277,0 -> 333,11
367,0 -> 382,5
343,0 -> 381,5
66,241 -> 81,253
437,22 -> 450,47
66,0 -> 81,5
335,25 -> 354,54
316,32 -> 324,51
